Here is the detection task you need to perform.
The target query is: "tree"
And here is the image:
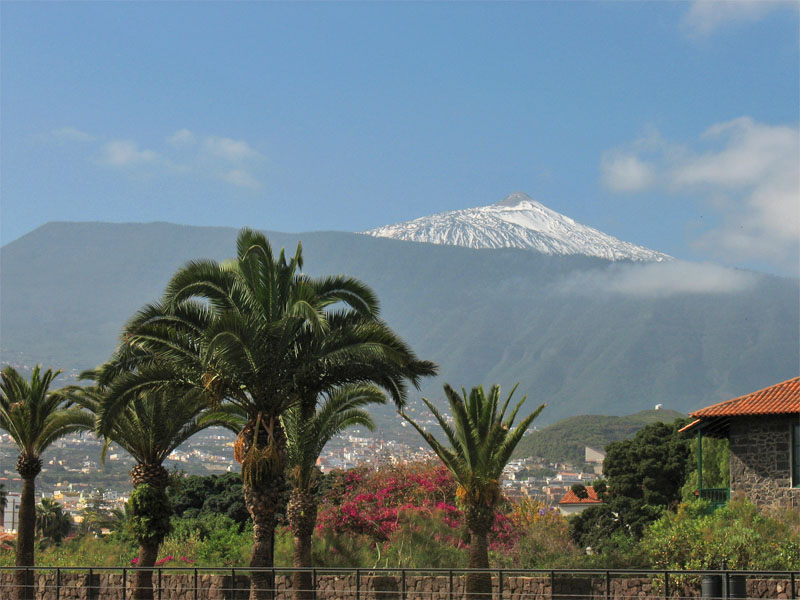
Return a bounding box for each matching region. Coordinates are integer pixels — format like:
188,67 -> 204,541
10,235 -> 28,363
401,384 -> 544,600
282,307 -> 435,600
168,472 -> 249,526
283,384 -> 385,600
35,497 -> 71,546
0,366 -> 93,600
68,373 -> 239,600
571,483 -> 589,500
96,229 -> 435,600
570,419 -> 691,552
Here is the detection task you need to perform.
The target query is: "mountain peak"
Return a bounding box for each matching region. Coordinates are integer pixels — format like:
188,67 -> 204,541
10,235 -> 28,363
364,193 -> 670,262
494,191 -> 535,207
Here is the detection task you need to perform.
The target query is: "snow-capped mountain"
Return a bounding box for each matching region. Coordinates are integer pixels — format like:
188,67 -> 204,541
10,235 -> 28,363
364,192 -> 670,262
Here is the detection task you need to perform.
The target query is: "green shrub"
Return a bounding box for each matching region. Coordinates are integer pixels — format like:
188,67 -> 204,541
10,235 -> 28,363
641,497 -> 800,570
0,535 -> 135,567
158,514 -> 253,567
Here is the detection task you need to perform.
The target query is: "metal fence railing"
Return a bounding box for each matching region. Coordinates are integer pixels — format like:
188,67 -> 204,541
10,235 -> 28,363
0,566 -> 796,599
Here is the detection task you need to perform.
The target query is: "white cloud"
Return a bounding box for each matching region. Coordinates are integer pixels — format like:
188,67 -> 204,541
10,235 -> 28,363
556,261 -> 758,298
53,126 -> 266,190
600,117 -> 799,272
601,152 -> 655,192
167,129 -> 196,146
220,168 -> 262,190
99,140 -> 160,167
203,136 -> 262,161
673,117 -> 796,188
51,127 -> 94,142
683,0 -> 789,35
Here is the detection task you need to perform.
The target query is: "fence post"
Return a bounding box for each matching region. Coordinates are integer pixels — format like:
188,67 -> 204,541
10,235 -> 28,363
194,567 -> 198,600
89,568 -> 94,600
499,569 -> 504,598
791,572 -> 796,600
722,561 -> 728,600
356,568 -> 360,600
123,568 -> 127,600
664,571 -> 669,599
56,568 -> 60,600
449,569 -> 453,600
158,568 -> 162,600
550,570 -> 554,600
605,571 -> 610,600
401,569 -> 406,600
231,568 -> 236,600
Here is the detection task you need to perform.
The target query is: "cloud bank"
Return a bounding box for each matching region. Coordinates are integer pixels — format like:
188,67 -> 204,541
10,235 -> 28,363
601,117 -> 799,273
556,261 -> 758,298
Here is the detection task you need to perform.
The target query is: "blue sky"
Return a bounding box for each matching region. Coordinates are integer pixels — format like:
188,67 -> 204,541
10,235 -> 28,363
2,1 -> 798,275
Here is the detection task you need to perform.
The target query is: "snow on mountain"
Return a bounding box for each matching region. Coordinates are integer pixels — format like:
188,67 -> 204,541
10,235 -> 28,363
364,192 -> 670,262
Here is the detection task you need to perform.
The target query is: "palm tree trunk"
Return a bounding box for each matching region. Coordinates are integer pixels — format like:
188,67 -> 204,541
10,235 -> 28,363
287,488 -> 318,600
15,474 -> 38,600
245,479 -> 283,600
464,508 -> 494,600
133,541 -> 160,600
128,466 -> 172,600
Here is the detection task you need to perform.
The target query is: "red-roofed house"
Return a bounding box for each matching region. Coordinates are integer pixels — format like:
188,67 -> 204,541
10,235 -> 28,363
680,377 -> 799,509
557,485 -> 602,516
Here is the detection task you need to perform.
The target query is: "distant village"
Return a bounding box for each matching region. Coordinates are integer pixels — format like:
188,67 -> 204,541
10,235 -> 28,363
1,402 -> 605,533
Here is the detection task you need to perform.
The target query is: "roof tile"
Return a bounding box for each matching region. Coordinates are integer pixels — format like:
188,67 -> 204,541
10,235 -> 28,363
558,485 -> 602,505
690,377 -> 800,418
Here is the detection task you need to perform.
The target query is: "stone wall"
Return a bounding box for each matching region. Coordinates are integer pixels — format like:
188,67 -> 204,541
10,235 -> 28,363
729,414 -> 800,509
0,571 -> 795,599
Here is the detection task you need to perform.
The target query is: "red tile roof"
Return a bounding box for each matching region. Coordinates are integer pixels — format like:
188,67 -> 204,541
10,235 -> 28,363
690,377 -> 800,418
558,485 -> 602,505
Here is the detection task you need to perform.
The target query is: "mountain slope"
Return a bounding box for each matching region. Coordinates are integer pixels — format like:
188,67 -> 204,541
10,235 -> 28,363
1,221 -> 797,427
365,192 -> 670,262
513,409 -> 686,465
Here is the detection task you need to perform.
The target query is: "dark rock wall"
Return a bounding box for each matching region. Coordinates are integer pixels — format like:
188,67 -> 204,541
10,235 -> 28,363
729,415 -> 800,509
0,571 -> 795,599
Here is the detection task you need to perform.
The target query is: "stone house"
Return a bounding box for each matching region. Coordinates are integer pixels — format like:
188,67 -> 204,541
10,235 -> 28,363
681,376 -> 799,509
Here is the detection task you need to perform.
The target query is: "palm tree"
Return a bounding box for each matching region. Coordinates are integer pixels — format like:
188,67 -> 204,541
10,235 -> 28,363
401,384 -> 545,600
67,373 -> 240,600
0,365 -> 94,600
283,384 -> 386,600
282,311 -> 435,600
96,229 -> 435,600
35,497 -> 71,546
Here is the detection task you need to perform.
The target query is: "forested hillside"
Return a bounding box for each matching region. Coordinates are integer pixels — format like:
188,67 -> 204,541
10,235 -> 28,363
513,409 -> 686,464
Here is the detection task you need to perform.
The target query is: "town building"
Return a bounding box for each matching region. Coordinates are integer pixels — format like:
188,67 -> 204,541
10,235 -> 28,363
557,485 -> 602,516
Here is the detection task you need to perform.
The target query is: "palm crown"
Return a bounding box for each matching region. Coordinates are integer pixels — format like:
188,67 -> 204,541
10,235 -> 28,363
402,383 -> 545,507
0,365 -> 93,467
96,229 -> 389,430
284,383 -> 386,491
69,371 -> 241,470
